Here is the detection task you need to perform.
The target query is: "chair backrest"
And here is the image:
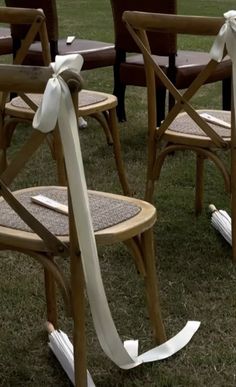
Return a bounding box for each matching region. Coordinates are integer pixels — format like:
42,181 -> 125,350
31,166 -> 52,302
5,0 -> 59,59
0,6 -> 52,182
0,7 -> 50,82
0,7 -> 50,94
0,60 -> 82,254
110,0 -> 177,56
123,11 -> 230,148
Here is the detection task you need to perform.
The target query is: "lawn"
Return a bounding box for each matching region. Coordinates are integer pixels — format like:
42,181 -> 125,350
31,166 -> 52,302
0,1 -> 236,386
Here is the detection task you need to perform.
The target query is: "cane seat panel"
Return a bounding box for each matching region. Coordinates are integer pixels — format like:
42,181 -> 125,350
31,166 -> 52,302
0,186 -> 141,235
169,110 -> 231,138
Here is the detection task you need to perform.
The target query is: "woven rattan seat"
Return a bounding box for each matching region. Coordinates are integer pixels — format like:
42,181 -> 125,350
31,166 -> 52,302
0,186 -> 140,235
9,90 -> 108,110
169,110 -> 231,138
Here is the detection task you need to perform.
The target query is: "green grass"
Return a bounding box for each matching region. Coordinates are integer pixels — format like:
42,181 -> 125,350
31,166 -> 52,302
0,0 -> 236,386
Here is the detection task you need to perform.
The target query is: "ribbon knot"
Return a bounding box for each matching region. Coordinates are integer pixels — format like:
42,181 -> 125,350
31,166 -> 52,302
33,53 -> 84,133
210,10 -> 236,62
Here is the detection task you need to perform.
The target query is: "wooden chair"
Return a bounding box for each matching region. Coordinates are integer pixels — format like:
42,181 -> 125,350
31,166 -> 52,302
5,0 -> 115,70
111,0 -> 232,125
123,11 -> 236,261
0,6 -> 129,194
0,62 -> 166,386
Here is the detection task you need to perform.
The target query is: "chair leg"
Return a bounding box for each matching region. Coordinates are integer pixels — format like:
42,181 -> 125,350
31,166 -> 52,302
70,248 -> 87,387
195,153 -> 205,216
69,197 -> 87,387
89,112 -> 113,145
156,87 -> 166,126
50,127 -> 67,185
114,81 -> 127,122
113,51 -> 127,122
145,178 -> 156,203
141,229 -> 166,344
44,260 -> 58,328
0,149 -> 7,174
0,118 -> 19,174
108,108 -> 130,195
222,77 -> 231,111
231,141 -> 236,263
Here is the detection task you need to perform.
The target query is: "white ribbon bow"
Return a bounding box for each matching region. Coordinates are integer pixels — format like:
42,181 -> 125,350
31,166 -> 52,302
210,10 -> 236,63
33,54 -> 200,385
33,54 -> 84,132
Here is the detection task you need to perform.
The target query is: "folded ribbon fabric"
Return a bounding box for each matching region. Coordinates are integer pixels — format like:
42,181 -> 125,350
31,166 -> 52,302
33,53 -> 200,382
210,10 -> 236,125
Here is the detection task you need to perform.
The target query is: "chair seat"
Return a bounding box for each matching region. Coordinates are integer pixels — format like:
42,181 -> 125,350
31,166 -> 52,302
4,88 -> 130,195
0,186 -> 156,251
164,109 -> 231,147
0,26 -> 12,54
120,53 -> 168,87
23,38 -> 116,69
5,89 -> 117,119
120,51 -> 231,89
175,51 -> 231,89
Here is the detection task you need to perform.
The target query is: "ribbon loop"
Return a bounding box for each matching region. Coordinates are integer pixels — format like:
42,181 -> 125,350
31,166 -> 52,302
33,53 -> 83,133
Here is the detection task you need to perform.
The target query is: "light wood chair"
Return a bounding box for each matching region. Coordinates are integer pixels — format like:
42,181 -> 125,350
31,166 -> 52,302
0,6 -> 129,194
0,62 -> 166,386
123,11 -> 236,261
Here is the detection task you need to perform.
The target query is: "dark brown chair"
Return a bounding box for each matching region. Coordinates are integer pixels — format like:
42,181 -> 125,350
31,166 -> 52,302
5,0 -> 116,70
111,0 -> 232,125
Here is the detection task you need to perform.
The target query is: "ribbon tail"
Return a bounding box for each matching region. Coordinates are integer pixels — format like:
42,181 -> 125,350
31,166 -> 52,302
58,89 -> 136,368
33,77 -> 61,132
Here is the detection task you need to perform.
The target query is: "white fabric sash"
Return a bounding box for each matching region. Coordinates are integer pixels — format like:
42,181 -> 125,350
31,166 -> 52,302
210,10 -> 236,119
33,54 -> 200,381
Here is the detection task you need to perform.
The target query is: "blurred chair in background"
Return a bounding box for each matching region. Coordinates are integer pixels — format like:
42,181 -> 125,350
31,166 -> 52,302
111,0 -> 231,125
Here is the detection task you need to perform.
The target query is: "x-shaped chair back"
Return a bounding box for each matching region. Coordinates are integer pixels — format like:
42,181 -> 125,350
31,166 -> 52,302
0,7 -> 52,179
123,11 -> 236,262
123,12 -> 230,146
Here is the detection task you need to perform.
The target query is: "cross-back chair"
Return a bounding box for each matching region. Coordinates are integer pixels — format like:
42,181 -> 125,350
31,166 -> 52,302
5,0 -> 115,70
0,6 -> 129,194
111,0 -> 231,125
0,58 -> 166,385
123,11 -> 236,261
0,7 -> 51,170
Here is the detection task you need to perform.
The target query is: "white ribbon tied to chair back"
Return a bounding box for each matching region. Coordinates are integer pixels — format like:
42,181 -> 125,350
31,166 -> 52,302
33,53 -> 200,383
210,10 -> 236,121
